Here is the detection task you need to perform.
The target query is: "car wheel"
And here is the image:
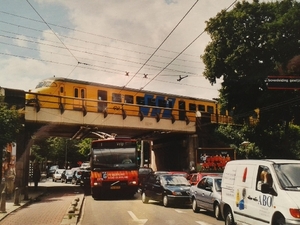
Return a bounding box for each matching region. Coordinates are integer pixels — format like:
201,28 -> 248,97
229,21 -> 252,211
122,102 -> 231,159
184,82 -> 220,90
192,198 -> 200,213
225,209 -> 234,225
163,195 -> 169,207
141,192 -> 149,203
214,203 -> 221,220
273,215 -> 285,225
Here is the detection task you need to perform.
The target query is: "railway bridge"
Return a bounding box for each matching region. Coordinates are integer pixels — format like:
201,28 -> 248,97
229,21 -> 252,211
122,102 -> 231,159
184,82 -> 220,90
2,87 -> 233,188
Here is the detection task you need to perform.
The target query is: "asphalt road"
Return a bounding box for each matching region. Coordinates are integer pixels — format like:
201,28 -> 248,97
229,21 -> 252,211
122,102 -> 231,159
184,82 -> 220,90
79,191 -> 224,225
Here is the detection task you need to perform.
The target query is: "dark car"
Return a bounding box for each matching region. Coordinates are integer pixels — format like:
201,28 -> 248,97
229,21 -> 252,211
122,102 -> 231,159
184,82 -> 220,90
47,165 -> 59,178
138,167 -> 153,187
141,173 -> 191,207
71,170 -> 82,185
61,169 -> 74,183
80,169 -> 91,195
189,175 -> 222,220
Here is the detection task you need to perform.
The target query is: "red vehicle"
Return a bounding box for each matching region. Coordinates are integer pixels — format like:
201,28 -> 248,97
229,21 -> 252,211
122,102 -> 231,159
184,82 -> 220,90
90,136 -> 139,199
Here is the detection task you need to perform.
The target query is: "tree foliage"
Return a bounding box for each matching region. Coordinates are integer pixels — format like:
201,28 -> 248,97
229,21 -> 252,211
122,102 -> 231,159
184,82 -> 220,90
202,0 -> 300,126
0,104 -> 23,149
31,137 -> 91,168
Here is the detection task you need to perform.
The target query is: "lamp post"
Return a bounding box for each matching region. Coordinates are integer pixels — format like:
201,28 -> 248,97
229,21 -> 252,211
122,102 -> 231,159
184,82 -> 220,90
65,139 -> 68,169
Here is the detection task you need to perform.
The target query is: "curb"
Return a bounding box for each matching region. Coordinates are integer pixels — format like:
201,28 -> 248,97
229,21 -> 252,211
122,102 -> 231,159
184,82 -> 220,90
60,194 -> 85,225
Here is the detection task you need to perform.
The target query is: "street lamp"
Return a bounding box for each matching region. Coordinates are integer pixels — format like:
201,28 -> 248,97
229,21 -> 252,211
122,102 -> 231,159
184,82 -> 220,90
65,139 -> 68,169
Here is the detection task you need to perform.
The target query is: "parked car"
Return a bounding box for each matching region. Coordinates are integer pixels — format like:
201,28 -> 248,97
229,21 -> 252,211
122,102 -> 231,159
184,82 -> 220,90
47,165 -> 59,178
188,172 -> 222,185
61,169 -> 74,183
71,170 -> 82,185
141,172 -> 191,207
79,169 -> 91,187
189,175 -> 222,220
80,162 -> 90,170
52,169 -> 65,182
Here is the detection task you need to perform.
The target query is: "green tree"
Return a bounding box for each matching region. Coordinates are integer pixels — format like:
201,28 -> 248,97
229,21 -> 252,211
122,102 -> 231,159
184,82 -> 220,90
202,0 -> 300,126
30,137 -> 90,168
0,104 -> 23,150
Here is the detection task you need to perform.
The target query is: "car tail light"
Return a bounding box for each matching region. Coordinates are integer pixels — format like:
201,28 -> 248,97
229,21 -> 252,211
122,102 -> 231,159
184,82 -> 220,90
290,208 -> 300,218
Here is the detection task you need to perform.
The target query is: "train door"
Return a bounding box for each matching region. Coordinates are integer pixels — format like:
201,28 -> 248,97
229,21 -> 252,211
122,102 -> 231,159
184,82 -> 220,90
59,84 -> 65,101
179,100 -> 186,120
97,90 -> 107,112
73,87 -> 86,110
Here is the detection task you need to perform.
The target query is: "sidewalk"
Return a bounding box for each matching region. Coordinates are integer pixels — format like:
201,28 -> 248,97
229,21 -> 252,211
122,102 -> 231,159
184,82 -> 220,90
0,180 -> 85,225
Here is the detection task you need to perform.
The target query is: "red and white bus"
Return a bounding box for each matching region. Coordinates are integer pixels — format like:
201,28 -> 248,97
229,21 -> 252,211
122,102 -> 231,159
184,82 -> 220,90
90,135 -> 139,199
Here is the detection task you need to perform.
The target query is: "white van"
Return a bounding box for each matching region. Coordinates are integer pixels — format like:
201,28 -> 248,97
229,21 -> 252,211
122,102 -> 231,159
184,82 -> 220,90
220,159 -> 300,225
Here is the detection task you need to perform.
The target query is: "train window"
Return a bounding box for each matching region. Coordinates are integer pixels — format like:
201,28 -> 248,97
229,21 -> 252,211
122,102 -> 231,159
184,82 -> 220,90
167,99 -> 173,108
198,105 -> 205,111
81,89 -> 85,98
74,88 -> 79,98
220,108 -> 226,115
158,99 -> 166,107
112,93 -> 122,102
136,96 -> 144,105
147,97 -> 156,106
207,106 -> 214,114
60,86 -> 64,93
189,103 -> 196,112
125,95 -> 133,104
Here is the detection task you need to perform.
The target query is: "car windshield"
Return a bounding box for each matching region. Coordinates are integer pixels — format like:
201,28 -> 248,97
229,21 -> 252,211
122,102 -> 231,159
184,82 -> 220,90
161,175 -> 190,186
274,163 -> 300,190
65,170 -> 73,175
56,169 -> 64,174
214,178 -> 222,192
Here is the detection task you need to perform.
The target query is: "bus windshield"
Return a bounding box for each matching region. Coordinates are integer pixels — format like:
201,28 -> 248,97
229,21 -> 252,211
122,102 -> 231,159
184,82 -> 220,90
91,140 -> 137,169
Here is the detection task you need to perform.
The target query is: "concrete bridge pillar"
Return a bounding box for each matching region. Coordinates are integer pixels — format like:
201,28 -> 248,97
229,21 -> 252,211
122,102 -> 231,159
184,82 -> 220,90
15,130 -> 32,190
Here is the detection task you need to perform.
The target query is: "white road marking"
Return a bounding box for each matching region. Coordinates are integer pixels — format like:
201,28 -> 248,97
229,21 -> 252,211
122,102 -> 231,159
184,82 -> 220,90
195,221 -> 213,225
174,209 -> 186,213
127,211 -> 148,224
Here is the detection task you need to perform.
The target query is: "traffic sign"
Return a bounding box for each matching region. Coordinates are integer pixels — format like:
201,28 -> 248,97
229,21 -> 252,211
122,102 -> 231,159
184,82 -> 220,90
266,76 -> 300,90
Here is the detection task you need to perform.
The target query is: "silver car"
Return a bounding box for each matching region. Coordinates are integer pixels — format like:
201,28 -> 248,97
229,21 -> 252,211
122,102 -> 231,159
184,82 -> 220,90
189,175 -> 222,220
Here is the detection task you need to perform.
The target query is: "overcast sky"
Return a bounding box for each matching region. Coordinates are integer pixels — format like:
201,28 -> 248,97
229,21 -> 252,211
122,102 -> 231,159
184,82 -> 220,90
0,0 -> 252,100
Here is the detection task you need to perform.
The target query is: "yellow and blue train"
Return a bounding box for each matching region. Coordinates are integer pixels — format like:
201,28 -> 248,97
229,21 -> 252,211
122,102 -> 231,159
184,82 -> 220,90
25,76 -> 232,124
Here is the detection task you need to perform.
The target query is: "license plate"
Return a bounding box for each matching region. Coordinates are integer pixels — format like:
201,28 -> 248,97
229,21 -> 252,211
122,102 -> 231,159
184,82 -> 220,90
110,186 -> 121,189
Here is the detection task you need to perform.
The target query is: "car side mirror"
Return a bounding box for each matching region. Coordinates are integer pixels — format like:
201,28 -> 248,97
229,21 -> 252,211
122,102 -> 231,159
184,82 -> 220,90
261,183 -> 277,196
